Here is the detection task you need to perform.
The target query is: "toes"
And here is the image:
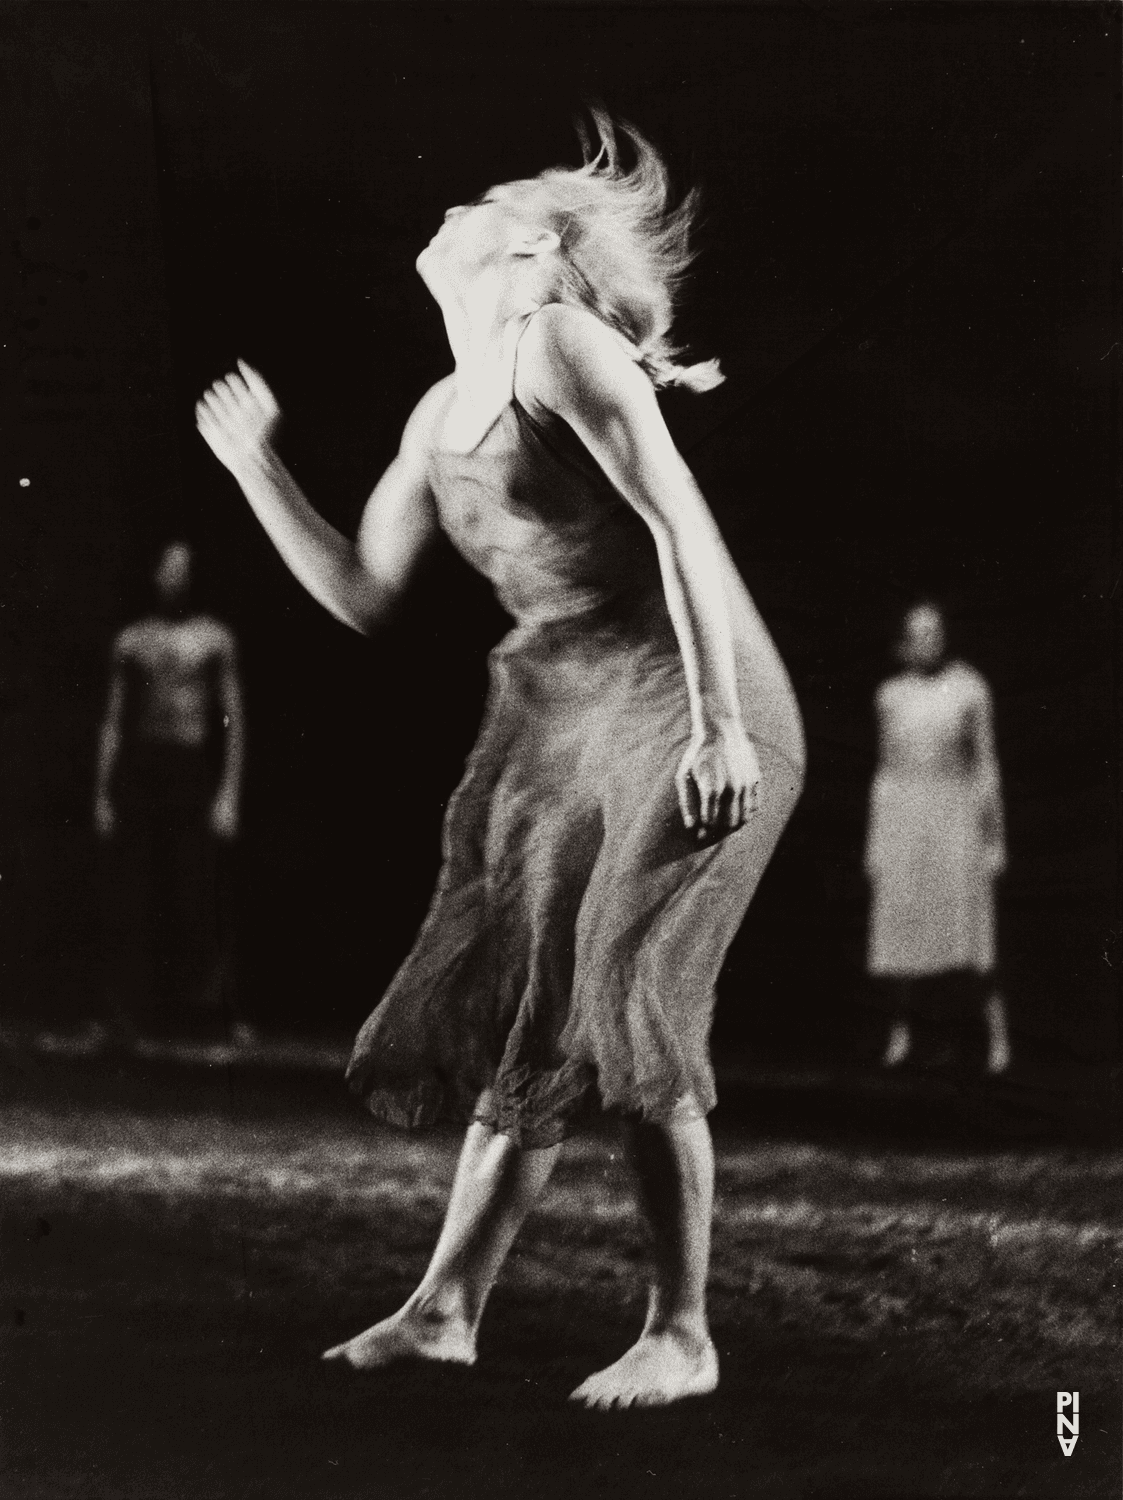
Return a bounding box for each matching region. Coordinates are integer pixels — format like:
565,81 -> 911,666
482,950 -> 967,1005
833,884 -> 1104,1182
570,1381 -> 608,1408
570,1377 -> 643,1411
634,1386 -> 668,1407
603,1390 -> 638,1410
570,1340 -> 717,1408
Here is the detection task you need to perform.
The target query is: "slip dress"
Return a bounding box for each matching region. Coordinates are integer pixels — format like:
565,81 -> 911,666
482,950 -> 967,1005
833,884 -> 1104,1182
346,321 -> 805,1146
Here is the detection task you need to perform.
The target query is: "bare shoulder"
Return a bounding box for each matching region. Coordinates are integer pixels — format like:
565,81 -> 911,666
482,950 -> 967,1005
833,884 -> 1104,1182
517,304 -> 646,413
947,659 -> 991,703
400,375 -> 456,458
521,303 -> 640,372
193,615 -> 239,660
113,619 -> 152,660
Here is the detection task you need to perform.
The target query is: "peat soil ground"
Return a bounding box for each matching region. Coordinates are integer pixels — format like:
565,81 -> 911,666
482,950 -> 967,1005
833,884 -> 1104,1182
0,1054 -> 1119,1500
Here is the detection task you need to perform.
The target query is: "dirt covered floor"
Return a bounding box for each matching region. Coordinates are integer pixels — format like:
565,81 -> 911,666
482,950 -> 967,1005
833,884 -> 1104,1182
0,1057 -> 1118,1500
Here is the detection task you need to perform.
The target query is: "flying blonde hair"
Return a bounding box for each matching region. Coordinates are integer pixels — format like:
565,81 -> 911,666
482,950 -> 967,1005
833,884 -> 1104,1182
510,109 -> 724,393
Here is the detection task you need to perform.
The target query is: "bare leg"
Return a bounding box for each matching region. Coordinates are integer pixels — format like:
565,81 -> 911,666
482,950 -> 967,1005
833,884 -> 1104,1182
323,1120 -> 560,1369
880,979 -> 914,1068
983,991 -> 1011,1074
882,1016 -> 912,1067
571,1110 -> 719,1409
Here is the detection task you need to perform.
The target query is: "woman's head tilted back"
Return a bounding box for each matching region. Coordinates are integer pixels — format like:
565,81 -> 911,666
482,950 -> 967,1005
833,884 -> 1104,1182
509,110 -> 723,394
421,110 -> 723,394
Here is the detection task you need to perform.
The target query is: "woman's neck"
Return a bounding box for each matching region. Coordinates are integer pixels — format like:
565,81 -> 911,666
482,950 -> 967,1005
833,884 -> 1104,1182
438,269 -> 541,387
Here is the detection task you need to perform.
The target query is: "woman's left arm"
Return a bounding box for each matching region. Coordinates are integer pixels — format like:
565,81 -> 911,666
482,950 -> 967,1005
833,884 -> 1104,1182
521,305 -> 759,840
210,626 -> 246,840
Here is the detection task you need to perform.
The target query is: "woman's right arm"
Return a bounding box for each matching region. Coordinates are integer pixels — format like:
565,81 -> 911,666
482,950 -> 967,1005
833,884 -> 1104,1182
863,684 -> 891,878
196,362 -> 445,635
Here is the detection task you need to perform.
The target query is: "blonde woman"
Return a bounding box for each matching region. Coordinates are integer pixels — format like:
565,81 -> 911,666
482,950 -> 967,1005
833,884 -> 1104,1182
197,114 -> 804,1408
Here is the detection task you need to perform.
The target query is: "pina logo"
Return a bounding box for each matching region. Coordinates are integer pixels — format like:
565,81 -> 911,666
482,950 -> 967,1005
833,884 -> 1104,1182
1057,1392 -> 1079,1456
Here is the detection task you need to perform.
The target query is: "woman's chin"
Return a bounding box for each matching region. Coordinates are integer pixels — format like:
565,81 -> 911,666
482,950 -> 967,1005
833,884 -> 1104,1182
415,243 -> 444,286
416,249 -> 458,303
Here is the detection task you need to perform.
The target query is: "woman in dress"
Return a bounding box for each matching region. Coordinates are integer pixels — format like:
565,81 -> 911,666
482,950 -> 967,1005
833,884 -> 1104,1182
196,114 -> 804,1408
865,602 -> 1011,1074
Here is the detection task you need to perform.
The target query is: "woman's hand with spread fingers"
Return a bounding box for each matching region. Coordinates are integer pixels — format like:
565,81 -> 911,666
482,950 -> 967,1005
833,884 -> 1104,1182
196,360 -> 281,477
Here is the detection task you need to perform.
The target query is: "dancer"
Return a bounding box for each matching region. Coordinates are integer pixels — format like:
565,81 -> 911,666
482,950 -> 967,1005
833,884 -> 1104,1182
865,602 -> 1011,1075
197,113 -> 804,1408
94,541 -> 247,1043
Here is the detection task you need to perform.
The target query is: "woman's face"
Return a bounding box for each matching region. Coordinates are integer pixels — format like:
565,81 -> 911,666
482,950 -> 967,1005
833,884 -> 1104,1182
898,605 -> 946,669
416,184 -> 547,290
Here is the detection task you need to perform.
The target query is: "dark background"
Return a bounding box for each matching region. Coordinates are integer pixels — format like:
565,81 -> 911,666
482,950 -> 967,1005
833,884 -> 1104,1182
1,3 -> 1118,1078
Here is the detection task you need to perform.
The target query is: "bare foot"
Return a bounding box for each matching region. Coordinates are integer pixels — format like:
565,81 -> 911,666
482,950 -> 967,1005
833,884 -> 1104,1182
322,1296 -> 477,1371
570,1327 -> 719,1409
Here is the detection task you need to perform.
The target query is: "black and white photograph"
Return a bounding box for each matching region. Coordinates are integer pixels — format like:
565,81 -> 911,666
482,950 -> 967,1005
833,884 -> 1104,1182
1,4 -> 1119,1497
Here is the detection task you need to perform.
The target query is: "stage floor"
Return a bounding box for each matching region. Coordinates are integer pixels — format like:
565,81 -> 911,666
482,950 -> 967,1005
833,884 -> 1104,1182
1,1056 -> 1119,1499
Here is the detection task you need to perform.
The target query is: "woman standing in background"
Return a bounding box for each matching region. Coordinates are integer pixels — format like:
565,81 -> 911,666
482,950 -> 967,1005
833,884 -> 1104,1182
865,602 -> 1011,1075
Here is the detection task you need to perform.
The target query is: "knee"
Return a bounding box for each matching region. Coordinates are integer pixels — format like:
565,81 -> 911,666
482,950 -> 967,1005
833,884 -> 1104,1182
623,1093 -> 709,1139
667,1092 -> 707,1127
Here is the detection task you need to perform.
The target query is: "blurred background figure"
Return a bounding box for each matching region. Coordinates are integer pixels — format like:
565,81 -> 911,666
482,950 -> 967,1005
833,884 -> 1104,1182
92,541 -> 248,1047
864,602 -> 1011,1076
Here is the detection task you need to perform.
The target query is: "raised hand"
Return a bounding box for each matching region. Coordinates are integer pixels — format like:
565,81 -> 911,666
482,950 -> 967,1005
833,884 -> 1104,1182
676,720 -> 761,842
196,360 -> 281,475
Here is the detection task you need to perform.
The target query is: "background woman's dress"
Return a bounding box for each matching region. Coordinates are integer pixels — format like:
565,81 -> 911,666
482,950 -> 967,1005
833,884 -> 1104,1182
347,370 -> 805,1147
865,662 -> 1005,990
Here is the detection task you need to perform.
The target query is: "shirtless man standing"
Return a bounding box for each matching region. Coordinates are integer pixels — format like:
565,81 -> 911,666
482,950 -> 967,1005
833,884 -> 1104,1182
94,541 -> 246,1042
